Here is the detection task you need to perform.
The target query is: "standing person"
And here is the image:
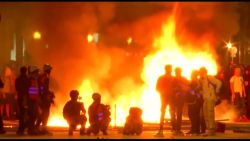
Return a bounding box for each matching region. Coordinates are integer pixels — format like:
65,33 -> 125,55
15,66 -> 29,135
186,70 -> 205,135
35,64 -> 54,135
244,66 -> 250,119
155,65 -> 175,136
2,66 -> 16,119
63,90 -> 87,136
27,66 -> 41,135
230,67 -> 248,122
0,78 -> 6,134
199,67 -> 222,136
171,67 -> 189,135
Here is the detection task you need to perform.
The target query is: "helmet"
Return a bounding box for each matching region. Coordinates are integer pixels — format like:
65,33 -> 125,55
70,90 -> 79,99
92,93 -> 101,101
20,66 -> 27,74
29,66 -> 39,73
43,64 -> 52,72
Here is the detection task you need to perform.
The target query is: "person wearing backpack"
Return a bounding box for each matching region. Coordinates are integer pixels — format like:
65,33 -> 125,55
230,67 -> 247,122
199,67 -> 222,136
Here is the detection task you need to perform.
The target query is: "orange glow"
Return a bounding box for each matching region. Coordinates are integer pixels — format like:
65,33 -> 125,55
47,15 -> 218,127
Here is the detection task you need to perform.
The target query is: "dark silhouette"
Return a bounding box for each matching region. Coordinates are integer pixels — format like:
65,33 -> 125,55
35,64 -> 54,135
123,107 -> 143,135
15,66 -> 29,135
171,67 -> 189,135
0,78 -> 6,134
155,64 -> 175,136
87,93 -> 111,135
63,90 -> 87,136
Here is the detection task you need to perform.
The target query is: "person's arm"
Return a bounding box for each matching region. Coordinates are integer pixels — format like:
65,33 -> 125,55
230,77 -> 235,102
242,77 -> 246,98
80,103 -> 86,114
209,76 -> 222,94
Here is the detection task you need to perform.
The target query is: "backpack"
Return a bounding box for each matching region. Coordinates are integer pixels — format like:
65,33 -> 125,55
199,76 -> 221,105
207,76 -> 221,105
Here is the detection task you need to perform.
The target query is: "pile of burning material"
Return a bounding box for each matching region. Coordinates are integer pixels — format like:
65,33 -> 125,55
123,107 -> 143,135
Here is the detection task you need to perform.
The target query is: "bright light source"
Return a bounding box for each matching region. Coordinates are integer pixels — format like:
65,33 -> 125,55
127,37 -> 132,45
33,31 -> 41,40
87,34 -> 94,43
226,42 -> 232,49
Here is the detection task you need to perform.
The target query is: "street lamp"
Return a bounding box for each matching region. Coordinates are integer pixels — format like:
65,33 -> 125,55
226,42 -> 233,49
33,31 -> 41,40
127,37 -> 132,45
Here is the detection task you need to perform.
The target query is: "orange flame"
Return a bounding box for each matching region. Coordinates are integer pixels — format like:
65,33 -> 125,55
47,15 -> 218,127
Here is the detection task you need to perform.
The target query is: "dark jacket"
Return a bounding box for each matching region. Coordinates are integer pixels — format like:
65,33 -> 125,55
0,79 -> 3,88
15,74 -> 29,101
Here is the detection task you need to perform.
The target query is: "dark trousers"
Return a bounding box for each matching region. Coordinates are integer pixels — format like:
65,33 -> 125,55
27,100 -> 39,132
0,114 -> 4,131
159,100 -> 169,131
17,100 -> 28,132
36,104 -> 51,128
188,99 -> 205,133
234,92 -> 246,117
246,88 -> 250,119
170,97 -> 184,131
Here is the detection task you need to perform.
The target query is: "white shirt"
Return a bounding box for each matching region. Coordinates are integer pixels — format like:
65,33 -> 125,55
230,76 -> 244,96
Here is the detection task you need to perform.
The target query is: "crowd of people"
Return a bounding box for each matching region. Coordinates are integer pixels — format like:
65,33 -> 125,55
156,64 -> 250,137
0,64 -> 111,136
0,64 -> 54,135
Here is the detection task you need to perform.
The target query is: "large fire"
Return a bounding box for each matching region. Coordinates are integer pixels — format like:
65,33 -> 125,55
47,15 -> 218,127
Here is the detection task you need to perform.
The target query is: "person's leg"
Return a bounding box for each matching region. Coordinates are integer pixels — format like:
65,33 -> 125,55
176,100 -> 184,133
159,102 -> 167,131
5,104 -> 10,119
0,113 -> 6,134
170,102 -> 177,132
79,116 -> 87,135
203,100 -> 209,133
193,102 -> 201,134
200,107 -> 206,133
205,100 -> 216,135
187,105 -> 195,133
17,100 -> 25,134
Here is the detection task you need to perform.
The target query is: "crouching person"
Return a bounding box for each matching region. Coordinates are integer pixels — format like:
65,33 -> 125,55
63,90 -> 87,136
87,93 -> 111,135
123,107 -> 143,135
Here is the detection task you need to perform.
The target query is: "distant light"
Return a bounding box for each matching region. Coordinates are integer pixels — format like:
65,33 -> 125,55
45,44 -> 49,49
87,34 -> 94,43
33,31 -> 41,40
127,37 -> 132,45
226,42 -> 232,49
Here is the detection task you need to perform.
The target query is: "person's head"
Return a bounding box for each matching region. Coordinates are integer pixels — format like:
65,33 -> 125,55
174,67 -> 182,77
29,66 -> 39,78
164,64 -> 172,76
191,70 -> 199,81
92,93 -> 101,104
199,67 -> 208,78
43,64 -> 52,74
20,66 -> 27,75
234,67 -> 241,76
70,90 -> 79,101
